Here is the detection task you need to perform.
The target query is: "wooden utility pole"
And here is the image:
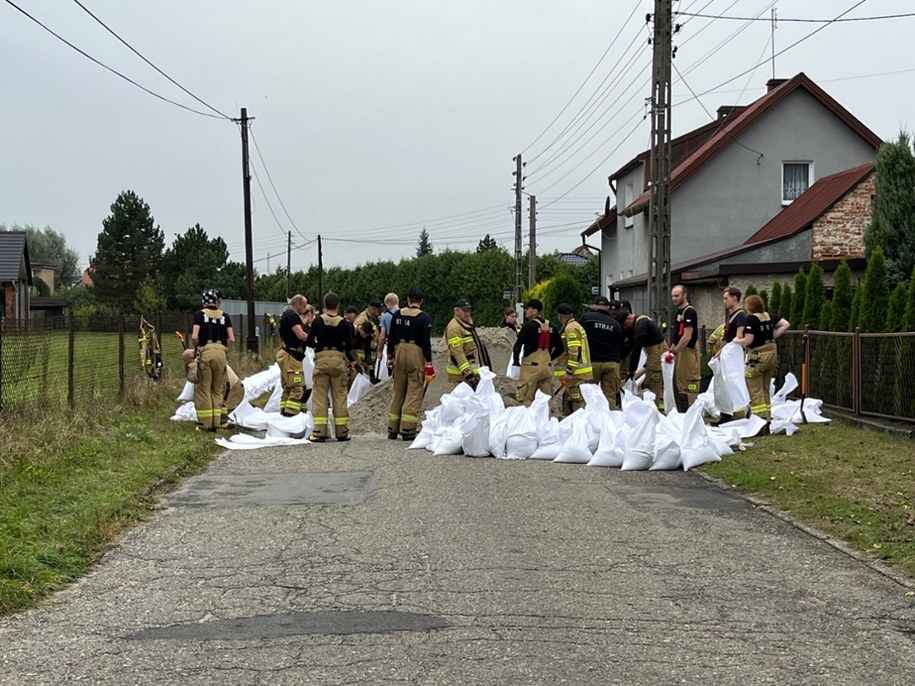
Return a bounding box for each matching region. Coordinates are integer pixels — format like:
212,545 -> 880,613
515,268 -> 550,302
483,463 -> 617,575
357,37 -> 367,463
317,234 -> 324,309
528,194 -> 537,290
647,1 -> 673,327
286,230 -> 291,300
512,154 -> 524,304
239,107 -> 257,352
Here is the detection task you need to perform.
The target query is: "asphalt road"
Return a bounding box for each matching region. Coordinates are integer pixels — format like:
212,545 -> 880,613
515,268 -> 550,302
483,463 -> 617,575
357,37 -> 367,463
1,435 -> 913,685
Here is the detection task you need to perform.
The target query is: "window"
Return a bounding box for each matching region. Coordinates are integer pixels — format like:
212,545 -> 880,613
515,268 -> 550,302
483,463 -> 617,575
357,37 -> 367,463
782,162 -> 811,204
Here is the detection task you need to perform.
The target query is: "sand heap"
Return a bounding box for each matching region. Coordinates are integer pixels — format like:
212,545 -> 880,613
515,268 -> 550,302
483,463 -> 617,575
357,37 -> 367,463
348,326 -> 520,434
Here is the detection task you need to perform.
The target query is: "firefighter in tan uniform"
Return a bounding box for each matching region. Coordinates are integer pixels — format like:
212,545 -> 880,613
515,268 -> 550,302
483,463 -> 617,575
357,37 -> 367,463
306,292 -> 356,442
669,284 -> 701,412
353,299 -> 382,381
511,298 -> 564,407
191,288 -> 235,431
183,348 -> 244,426
387,288 -> 434,441
555,303 -> 593,416
735,294 -> 790,429
276,294 -> 309,416
623,312 -> 666,409
444,299 -> 491,387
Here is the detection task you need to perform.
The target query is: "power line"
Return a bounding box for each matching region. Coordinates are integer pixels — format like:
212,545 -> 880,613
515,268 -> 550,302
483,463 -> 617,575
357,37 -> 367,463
3,0 -> 227,120
249,159 -> 294,242
248,126 -> 310,243
677,10 -> 915,23
70,0 -> 231,120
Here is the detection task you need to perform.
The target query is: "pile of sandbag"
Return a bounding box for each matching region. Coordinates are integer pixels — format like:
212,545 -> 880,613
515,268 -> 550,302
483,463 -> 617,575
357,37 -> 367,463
408,354 -> 829,470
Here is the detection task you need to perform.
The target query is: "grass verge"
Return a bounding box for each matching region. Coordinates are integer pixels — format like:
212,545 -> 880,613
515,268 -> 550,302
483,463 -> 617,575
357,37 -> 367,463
701,423 -> 915,578
0,375 -> 223,617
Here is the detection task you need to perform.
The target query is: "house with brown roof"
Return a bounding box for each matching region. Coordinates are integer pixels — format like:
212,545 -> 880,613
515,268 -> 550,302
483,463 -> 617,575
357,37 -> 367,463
582,73 -> 881,323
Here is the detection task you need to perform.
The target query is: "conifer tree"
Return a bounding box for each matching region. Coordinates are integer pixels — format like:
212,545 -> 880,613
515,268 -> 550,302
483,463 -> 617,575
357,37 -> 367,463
830,260 -> 853,332
818,300 -> 834,331
858,246 -> 891,333
744,284 -> 758,298
779,284 -> 793,322
802,262 -> 826,328
886,281 -> 908,332
758,288 -> 769,311
769,281 -> 782,319
904,267 -> 915,331
790,268 -> 807,326
849,286 -> 862,332
865,132 -> 915,282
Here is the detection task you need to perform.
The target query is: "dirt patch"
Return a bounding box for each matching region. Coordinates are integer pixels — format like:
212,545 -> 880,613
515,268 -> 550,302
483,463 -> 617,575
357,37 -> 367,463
348,327 -> 521,434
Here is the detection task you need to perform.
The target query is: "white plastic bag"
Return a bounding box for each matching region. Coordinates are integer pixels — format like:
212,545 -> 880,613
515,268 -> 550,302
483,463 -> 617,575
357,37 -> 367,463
506,358 -> 521,381
303,348 -> 315,389
554,413 -> 593,464
460,396 -> 492,457
490,406 -> 525,458
263,381 -> 284,413
621,402 -> 659,470
587,415 -> 623,467
530,418 -> 562,460
347,372 -> 373,407
505,408 -> 539,460
661,356 -> 677,415
710,342 -> 750,414
680,403 -> 721,471
177,381 -> 195,402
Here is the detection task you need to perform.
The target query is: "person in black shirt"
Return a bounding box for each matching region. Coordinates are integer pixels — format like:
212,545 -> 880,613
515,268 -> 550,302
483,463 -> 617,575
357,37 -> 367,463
670,284 -> 701,412
500,307 -> 521,332
191,288 -> 235,431
512,299 -> 564,407
307,292 -> 356,442
387,288 -> 434,440
579,295 -> 623,409
624,311 -> 665,409
276,294 -> 309,417
735,294 -> 790,426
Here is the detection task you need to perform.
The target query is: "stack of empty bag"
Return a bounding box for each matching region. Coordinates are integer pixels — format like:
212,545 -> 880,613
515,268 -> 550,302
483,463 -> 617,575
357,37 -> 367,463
409,342 -> 829,470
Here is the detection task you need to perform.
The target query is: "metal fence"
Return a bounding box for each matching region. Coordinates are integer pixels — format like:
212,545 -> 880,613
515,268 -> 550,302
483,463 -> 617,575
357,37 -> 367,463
0,312 -> 279,413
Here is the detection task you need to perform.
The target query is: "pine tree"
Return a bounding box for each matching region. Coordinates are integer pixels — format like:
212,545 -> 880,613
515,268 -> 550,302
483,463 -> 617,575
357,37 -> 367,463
864,132 -> 915,283
90,190 -> 164,313
802,262 -> 826,328
476,233 -> 499,253
904,267 -> 915,331
886,281 -> 908,332
416,228 -> 433,257
830,260 -> 853,332
790,268 -> 807,326
818,300 -> 834,331
849,286 -> 862,331
769,281 -> 783,319
779,284 -> 793,322
744,284 -> 758,298
758,288 -> 769,311
858,246 -> 891,333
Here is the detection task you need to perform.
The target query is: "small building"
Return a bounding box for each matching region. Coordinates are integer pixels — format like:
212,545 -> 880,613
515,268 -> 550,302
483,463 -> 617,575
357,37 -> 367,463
0,231 -> 32,321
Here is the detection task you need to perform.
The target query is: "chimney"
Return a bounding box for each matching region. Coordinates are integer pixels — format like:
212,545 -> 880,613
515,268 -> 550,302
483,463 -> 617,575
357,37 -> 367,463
717,105 -> 746,121
766,78 -> 788,92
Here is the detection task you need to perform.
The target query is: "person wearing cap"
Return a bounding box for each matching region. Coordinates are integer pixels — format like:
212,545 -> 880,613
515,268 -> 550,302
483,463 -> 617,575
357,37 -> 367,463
387,288 -> 434,440
614,299 -> 634,374
276,294 -> 310,417
191,288 -> 235,431
555,303 -> 593,416
624,311 -> 666,409
670,284 -> 701,411
306,292 -> 357,442
444,298 -> 491,387
579,295 -> 624,409
354,300 -> 383,381
512,298 -> 564,407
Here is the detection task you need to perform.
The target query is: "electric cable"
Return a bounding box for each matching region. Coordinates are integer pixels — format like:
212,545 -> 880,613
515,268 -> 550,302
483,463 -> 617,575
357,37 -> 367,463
249,125 -> 310,243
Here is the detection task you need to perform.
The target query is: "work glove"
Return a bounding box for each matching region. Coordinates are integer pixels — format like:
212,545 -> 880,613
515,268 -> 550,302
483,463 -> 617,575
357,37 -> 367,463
424,363 -> 436,382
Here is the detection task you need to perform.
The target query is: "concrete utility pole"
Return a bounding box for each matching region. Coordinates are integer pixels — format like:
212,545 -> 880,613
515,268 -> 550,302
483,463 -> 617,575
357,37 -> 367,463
238,107 -> 257,352
317,234 -> 324,309
647,1 -> 673,327
286,230 -> 291,300
528,194 -> 537,290
512,154 -> 524,304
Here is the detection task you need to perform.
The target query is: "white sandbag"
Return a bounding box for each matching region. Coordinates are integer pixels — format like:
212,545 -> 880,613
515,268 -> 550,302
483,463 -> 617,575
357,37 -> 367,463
680,403 -> 721,471
460,396 -> 492,458
170,402 -> 198,422
530,418 -> 562,460
347,372 -> 373,407
621,403 -> 658,471
432,424 -> 464,455
408,410 -> 438,449
506,357 -> 521,380
264,381 -> 284,413
580,383 -> 610,452
177,381 -> 195,402
376,345 -> 390,381
717,414 -> 769,439
215,433 -> 311,450
709,342 -> 750,414
529,391 -> 552,442
661,357 -> 677,415
504,407 -> 539,460
588,417 -> 622,467
489,406 -> 524,458
303,348 -> 315,389
650,436 -> 681,470
772,373 -> 798,406
228,400 -> 274,430
554,413 -> 593,464
240,363 -> 280,402
266,412 -> 312,439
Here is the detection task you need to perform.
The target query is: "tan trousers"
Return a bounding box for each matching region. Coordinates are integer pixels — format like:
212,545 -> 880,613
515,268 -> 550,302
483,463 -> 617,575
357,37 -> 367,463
194,343 -> 227,430
560,371 -> 592,417
312,351 -> 349,438
515,350 -> 552,407
388,342 -> 425,437
674,346 -> 701,411
643,342 -> 664,409
276,348 -> 304,416
591,361 -> 621,409
746,342 -> 778,421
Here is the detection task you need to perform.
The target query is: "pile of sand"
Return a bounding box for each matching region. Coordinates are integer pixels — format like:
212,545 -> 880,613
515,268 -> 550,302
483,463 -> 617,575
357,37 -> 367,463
348,326 -> 521,434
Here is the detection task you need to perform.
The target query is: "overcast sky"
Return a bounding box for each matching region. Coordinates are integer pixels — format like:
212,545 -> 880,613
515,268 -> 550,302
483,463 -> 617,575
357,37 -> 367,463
2,1 -> 913,275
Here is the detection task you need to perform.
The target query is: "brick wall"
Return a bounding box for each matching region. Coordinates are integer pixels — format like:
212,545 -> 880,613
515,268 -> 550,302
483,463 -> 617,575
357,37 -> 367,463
811,172 -> 873,261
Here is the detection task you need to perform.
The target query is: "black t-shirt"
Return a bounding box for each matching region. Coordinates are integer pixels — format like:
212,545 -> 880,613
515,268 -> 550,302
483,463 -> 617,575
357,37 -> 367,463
671,305 -> 699,348
512,317 -> 563,365
279,308 -> 305,350
193,308 -> 232,346
724,308 -> 747,343
307,314 -> 355,360
744,313 -> 782,349
579,310 -> 622,362
388,306 -> 433,363
629,316 -> 665,378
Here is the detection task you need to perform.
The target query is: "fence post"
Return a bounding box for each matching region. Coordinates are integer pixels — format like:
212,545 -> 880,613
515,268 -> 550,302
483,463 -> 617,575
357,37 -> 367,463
853,327 -> 861,416
118,315 -> 125,397
67,308 -> 75,410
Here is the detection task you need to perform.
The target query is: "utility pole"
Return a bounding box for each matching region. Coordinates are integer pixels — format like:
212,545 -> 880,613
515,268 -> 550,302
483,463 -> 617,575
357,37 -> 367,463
512,154 -> 524,305
317,234 -> 324,309
647,1 -> 673,327
238,107 -> 257,353
771,6 -> 778,80
528,194 -> 537,290
286,230 -> 291,300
